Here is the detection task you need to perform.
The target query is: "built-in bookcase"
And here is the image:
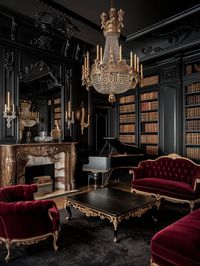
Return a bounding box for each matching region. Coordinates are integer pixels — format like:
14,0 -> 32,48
139,75 -> 159,155
48,97 -> 62,129
119,94 -> 136,144
184,62 -> 200,161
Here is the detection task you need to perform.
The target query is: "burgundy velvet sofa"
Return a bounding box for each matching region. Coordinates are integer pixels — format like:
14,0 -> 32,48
0,184 -> 60,262
130,154 -> 200,211
151,208 -> 200,266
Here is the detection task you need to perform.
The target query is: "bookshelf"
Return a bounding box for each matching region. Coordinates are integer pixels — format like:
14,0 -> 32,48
119,94 -> 136,144
184,77 -> 200,161
48,97 -> 62,129
139,75 -> 159,155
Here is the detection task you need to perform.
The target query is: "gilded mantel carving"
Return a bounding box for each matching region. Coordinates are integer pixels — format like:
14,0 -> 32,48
0,142 -> 77,191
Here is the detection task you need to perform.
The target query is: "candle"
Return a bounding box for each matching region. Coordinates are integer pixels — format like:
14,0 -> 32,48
137,57 -> 139,72
12,104 -> 15,112
82,65 -> 84,77
130,51 -> 133,67
100,47 -> 103,64
84,57 -> 87,73
140,64 -> 143,79
134,54 -> 137,70
65,111 -> 68,121
72,111 -> 74,121
7,92 -> 10,111
81,107 -> 85,122
96,45 -> 99,60
88,113 -> 90,125
86,51 -> 89,70
119,45 -> 122,61
4,104 -> 7,112
68,101 -> 71,115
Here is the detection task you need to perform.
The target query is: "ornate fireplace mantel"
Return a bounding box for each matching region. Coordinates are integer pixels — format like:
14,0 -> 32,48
0,142 -> 77,191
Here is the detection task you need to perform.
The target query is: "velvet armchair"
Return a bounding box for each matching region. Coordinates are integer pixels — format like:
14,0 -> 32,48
0,184 -> 60,262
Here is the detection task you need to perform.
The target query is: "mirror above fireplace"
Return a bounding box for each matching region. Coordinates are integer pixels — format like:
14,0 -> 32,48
19,60 -> 63,142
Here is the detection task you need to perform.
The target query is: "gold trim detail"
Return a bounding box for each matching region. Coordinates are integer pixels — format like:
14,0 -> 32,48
65,198 -> 156,242
131,188 -> 200,212
0,231 -> 59,262
150,258 -> 159,266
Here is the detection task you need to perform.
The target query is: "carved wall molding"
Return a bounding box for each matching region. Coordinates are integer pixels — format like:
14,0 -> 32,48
141,16 -> 200,57
4,52 -> 14,78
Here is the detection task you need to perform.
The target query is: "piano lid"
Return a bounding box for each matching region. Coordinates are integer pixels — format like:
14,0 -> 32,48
100,137 -> 145,156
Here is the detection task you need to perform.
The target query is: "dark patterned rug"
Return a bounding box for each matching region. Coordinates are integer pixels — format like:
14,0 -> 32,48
0,203 -> 189,266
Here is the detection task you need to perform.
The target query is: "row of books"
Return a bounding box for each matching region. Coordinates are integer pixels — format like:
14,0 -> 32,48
141,111 -> 158,122
186,82 -> 200,93
141,134 -> 158,144
145,145 -> 159,155
120,113 -> 135,123
142,123 -> 158,133
186,94 -> 200,105
185,107 -> 200,118
119,95 -> 135,104
141,101 -> 158,111
186,147 -> 200,160
186,133 -> 200,145
141,91 -> 158,101
119,134 -> 135,144
120,124 -> 135,133
119,104 -> 135,113
186,120 -> 200,131
141,75 -> 158,87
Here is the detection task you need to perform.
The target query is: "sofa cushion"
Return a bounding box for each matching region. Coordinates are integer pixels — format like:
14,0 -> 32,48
132,178 -> 198,200
151,208 -> 200,266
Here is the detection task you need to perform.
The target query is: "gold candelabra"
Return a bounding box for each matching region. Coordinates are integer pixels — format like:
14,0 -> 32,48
65,101 -> 75,130
80,102 -> 90,135
3,92 -> 16,128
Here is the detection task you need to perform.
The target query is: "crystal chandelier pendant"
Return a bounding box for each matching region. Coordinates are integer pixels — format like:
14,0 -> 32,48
82,6 -> 143,102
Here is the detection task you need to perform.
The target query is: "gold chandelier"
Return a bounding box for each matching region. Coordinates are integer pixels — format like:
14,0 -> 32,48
82,3 -> 143,102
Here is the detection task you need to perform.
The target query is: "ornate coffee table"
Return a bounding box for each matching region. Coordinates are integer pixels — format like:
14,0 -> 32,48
65,188 -> 157,242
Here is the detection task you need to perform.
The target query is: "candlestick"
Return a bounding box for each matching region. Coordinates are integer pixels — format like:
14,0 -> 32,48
140,64 -> 143,79
68,101 -> 71,115
119,45 -> 122,61
130,51 -> 133,67
7,92 -> 10,111
134,54 -> 137,70
87,51 -> 89,70
96,45 -> 99,60
100,47 -> 103,64
137,57 -> 139,72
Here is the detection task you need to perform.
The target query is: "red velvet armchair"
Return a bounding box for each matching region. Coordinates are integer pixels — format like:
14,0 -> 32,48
130,154 -> 200,211
0,184 -> 60,262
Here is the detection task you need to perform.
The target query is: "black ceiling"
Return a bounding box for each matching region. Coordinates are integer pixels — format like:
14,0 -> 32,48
54,0 -> 200,37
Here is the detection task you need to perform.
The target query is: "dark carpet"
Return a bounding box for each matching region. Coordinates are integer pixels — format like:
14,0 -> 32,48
0,203 -> 189,266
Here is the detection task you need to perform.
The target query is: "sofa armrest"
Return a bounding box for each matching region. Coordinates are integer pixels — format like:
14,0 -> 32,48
192,177 -> 200,191
129,167 -> 144,180
0,200 -> 55,215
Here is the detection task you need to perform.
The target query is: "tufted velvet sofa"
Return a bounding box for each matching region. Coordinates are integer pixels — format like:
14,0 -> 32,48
0,184 -> 60,262
150,207 -> 200,266
130,154 -> 200,211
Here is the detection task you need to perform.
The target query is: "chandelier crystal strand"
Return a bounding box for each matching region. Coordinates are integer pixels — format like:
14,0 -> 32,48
82,5 -> 143,102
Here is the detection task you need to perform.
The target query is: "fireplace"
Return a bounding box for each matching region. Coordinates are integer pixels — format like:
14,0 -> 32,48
25,163 -> 55,194
0,142 -> 77,190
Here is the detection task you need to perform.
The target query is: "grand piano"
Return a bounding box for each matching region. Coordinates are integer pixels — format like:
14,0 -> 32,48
83,137 -> 145,171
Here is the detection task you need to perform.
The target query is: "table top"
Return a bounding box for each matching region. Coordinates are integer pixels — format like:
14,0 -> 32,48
65,188 -> 156,217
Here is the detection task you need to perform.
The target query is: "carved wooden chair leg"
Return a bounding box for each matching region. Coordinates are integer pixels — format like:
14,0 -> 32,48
5,239 -> 11,263
53,231 -> 59,251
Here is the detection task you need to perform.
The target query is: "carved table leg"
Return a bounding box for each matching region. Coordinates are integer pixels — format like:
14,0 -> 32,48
66,205 -> 72,221
113,218 -> 119,243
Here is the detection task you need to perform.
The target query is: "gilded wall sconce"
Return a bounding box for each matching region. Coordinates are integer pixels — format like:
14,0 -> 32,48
3,91 -> 16,128
65,101 -> 75,129
80,102 -> 90,135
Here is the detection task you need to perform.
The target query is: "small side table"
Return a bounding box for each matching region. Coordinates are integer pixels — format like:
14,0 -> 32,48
82,167 -> 110,190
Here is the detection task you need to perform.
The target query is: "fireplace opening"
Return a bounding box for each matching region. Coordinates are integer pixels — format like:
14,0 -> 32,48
25,163 -> 55,195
